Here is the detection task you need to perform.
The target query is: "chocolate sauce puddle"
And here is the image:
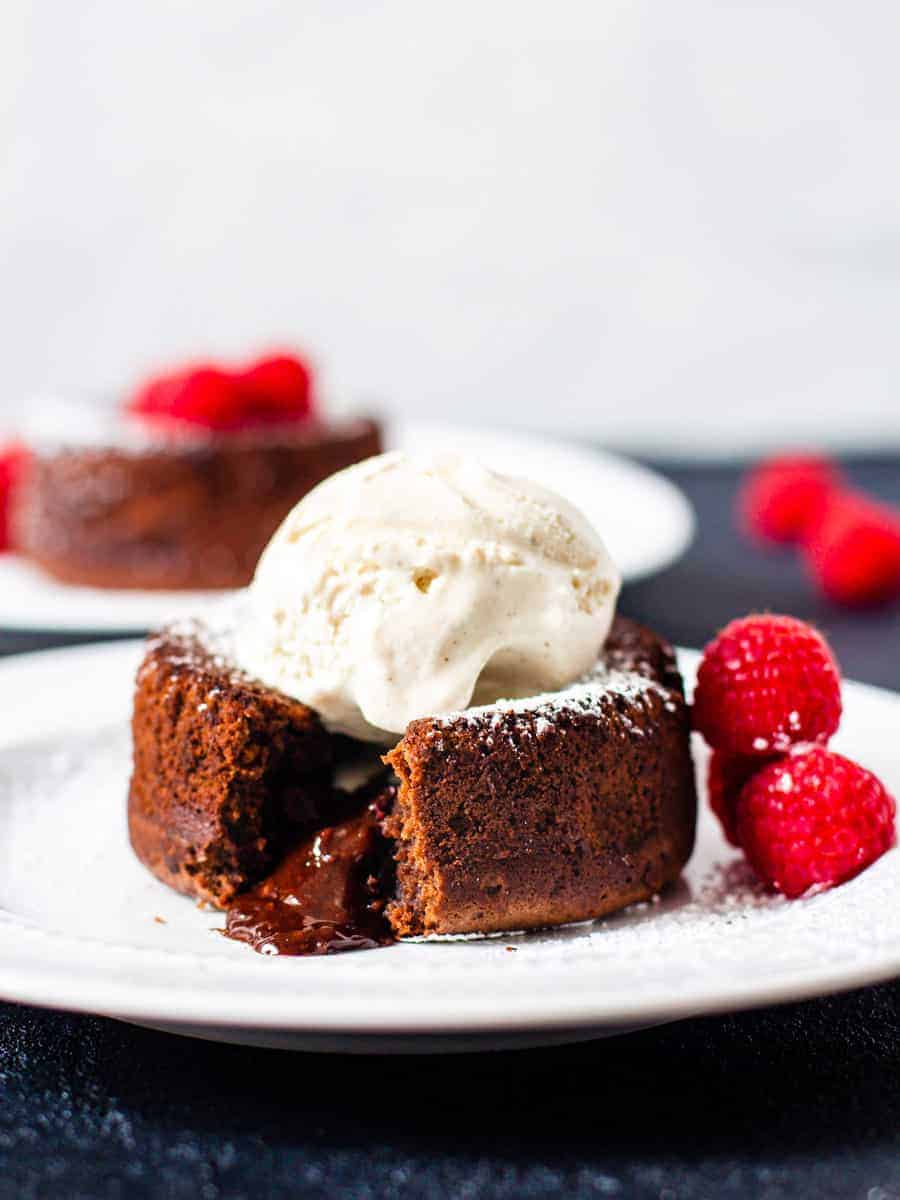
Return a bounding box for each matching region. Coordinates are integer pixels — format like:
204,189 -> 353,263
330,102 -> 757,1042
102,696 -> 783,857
224,801 -> 395,956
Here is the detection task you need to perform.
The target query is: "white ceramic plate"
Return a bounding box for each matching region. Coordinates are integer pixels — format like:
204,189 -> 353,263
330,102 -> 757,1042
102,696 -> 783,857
0,641 -> 897,1054
0,423 -> 693,634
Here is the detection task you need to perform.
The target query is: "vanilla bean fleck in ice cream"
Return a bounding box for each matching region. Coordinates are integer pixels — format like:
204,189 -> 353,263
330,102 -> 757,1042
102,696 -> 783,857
235,451 -> 621,742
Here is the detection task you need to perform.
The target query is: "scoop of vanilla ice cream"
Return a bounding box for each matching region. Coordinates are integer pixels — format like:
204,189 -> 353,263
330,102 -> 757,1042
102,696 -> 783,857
235,451 -> 621,742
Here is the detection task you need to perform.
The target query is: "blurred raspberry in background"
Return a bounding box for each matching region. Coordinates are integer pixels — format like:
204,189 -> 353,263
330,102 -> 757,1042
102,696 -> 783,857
740,454 -> 841,545
739,453 -> 900,608
129,351 -> 315,432
0,443 -> 29,552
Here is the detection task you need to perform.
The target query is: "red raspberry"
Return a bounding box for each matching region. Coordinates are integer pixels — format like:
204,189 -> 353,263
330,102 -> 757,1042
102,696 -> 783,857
0,442 -> 30,552
129,370 -> 185,421
707,750 -> 773,847
739,454 -> 841,544
129,353 -> 315,431
803,490 -> 900,609
166,367 -> 244,429
236,353 -> 314,422
736,745 -> 896,898
693,614 -> 842,756
130,364 -> 241,429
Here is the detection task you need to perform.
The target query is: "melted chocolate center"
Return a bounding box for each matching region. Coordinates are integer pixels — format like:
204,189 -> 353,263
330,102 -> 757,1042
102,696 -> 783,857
224,803 -> 395,956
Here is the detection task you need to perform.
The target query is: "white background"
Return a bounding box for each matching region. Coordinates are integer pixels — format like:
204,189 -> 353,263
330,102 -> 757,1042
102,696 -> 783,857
2,1 -> 900,456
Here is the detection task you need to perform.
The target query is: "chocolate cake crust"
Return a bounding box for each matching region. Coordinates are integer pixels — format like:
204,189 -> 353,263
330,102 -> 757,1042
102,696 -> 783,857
128,623 -> 336,906
384,617 -> 696,937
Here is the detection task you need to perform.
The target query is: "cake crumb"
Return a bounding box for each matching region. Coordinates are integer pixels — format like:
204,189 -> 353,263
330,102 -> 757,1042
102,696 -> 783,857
154,915 -> 167,924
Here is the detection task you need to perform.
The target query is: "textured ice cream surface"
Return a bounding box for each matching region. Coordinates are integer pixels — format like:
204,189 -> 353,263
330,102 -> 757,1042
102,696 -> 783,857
235,451 -> 621,742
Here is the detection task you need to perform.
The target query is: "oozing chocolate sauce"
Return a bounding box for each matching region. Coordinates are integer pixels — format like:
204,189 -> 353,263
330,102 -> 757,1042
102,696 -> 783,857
224,803 -> 395,956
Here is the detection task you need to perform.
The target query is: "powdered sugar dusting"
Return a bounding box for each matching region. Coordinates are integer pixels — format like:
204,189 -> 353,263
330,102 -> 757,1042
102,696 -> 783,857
433,660 -> 670,731
22,398 -> 373,456
146,611 -> 683,739
139,602 -> 261,701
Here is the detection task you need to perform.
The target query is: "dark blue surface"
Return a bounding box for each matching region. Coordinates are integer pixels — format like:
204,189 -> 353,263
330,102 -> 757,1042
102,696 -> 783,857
0,457 -> 898,1200
623,457 -> 900,691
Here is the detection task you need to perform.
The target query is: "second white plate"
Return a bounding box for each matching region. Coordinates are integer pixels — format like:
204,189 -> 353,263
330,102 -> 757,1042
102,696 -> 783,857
0,423 -> 693,633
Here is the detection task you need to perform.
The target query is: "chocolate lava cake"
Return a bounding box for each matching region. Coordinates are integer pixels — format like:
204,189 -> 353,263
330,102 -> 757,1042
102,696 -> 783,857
15,419 -> 381,590
128,616 -> 696,951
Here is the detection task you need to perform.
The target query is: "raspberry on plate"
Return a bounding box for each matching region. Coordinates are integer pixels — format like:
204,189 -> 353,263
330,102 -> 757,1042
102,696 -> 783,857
804,490 -> 900,609
0,442 -> 30,552
739,454 -> 841,545
693,614 -> 842,756
707,749 -> 772,847
736,745 -> 896,898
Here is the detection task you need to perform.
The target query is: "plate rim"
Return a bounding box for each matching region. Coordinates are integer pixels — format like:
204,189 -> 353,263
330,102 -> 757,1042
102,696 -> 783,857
0,919 -> 898,1035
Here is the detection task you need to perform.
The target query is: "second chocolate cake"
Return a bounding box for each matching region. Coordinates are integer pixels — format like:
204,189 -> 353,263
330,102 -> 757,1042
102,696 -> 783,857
17,418 -> 382,591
